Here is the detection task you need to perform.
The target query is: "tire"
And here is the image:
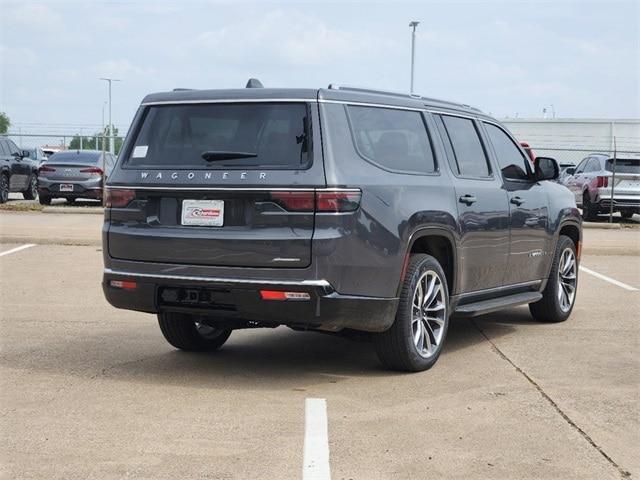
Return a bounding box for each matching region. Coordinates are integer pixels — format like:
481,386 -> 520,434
0,173 -> 8,204
22,174 -> 38,200
39,195 -> 51,205
157,312 -> 232,351
374,254 -> 450,372
529,235 -> 578,323
582,194 -> 598,221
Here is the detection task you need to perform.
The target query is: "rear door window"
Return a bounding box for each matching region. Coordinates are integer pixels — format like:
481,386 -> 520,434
346,105 -> 436,174
439,115 -> 491,177
126,103 -> 311,169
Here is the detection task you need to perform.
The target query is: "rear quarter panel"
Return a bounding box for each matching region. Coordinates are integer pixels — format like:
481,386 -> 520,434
318,103 -> 459,297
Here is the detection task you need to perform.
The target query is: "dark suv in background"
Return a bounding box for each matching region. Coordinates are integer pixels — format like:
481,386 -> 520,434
0,137 -> 39,203
102,83 -> 582,372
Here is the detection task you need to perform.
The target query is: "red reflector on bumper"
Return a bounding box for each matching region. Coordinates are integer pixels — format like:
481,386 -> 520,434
110,280 -> 137,291
260,290 -> 310,301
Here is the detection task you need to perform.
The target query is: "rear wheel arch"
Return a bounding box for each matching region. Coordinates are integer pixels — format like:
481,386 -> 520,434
401,229 -> 457,296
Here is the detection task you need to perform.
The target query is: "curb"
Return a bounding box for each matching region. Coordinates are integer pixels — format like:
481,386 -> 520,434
582,222 -> 622,229
0,235 -> 101,247
42,207 -> 104,215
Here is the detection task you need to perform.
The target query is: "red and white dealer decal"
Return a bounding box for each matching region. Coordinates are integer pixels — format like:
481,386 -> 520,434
181,200 -> 224,226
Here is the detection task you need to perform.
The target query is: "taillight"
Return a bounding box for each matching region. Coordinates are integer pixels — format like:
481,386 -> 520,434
269,189 -> 362,213
596,176 -> 609,188
105,188 -> 135,208
80,167 -> 104,175
316,190 -> 361,212
270,191 -> 315,212
38,165 -> 56,173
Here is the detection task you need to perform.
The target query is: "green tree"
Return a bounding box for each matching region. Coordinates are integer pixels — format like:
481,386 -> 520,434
69,125 -> 123,154
0,112 -> 10,134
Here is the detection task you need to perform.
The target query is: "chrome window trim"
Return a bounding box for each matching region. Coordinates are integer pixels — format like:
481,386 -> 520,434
140,98 -> 317,106
319,99 -> 425,112
104,268 -> 331,288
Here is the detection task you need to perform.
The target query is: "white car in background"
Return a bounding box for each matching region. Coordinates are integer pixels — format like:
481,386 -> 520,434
564,153 -> 640,220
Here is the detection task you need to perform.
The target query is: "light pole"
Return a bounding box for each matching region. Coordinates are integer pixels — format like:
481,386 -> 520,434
101,101 -> 107,151
100,78 -> 121,154
409,21 -> 420,94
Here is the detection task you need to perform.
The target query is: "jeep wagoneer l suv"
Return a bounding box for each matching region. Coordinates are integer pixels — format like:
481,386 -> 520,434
102,82 -> 582,372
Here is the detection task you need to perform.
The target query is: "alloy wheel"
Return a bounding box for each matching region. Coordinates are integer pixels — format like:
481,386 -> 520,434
30,176 -> 38,197
0,175 -> 8,202
557,248 -> 577,312
411,270 -> 447,358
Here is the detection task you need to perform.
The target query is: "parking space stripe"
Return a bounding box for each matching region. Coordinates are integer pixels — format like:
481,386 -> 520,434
0,244 -> 35,257
579,266 -> 638,291
303,398 -> 331,480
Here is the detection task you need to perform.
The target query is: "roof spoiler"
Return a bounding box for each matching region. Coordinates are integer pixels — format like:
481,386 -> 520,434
246,78 -> 264,88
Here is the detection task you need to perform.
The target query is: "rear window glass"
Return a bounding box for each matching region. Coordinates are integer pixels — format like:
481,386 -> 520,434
126,103 -> 311,169
606,158 -> 640,174
48,152 -> 101,164
346,105 -> 436,174
440,115 -> 491,177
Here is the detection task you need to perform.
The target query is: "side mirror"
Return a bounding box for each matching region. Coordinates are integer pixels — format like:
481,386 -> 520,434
565,167 -> 575,176
535,157 -> 559,181
21,150 -> 31,158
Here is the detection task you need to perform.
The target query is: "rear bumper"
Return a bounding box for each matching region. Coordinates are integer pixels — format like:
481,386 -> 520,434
102,268 -> 398,333
38,178 -> 103,199
597,197 -> 640,211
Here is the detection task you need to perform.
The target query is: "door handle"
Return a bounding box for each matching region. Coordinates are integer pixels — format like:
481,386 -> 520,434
510,196 -> 525,206
458,194 -> 477,205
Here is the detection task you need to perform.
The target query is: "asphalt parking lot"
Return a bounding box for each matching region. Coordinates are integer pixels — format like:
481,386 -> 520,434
1,212 -> 638,479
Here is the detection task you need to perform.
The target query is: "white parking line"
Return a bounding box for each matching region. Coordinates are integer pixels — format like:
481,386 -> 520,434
579,266 -> 638,292
0,244 -> 35,257
303,398 -> 331,480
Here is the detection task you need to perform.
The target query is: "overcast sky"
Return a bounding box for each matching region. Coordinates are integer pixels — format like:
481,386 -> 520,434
1,0 -> 638,135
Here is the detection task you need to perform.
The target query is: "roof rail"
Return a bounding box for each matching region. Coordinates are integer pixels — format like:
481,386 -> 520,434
328,84 -> 420,99
327,83 -> 481,112
173,88 -> 195,92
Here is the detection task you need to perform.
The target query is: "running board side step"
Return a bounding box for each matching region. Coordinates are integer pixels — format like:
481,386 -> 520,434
454,292 -> 542,317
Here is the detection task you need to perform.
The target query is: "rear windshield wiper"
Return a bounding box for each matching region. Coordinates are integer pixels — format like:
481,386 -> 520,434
201,151 -> 258,161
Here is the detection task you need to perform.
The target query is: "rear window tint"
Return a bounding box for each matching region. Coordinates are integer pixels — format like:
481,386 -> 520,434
48,152 -> 101,164
346,105 -> 436,174
606,158 -> 640,174
125,103 -> 311,169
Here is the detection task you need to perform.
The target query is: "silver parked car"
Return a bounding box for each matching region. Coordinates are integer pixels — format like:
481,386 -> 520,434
37,150 -> 117,205
564,153 -> 640,220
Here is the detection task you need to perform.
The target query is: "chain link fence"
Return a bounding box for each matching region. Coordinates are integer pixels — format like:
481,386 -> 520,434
4,133 -> 125,155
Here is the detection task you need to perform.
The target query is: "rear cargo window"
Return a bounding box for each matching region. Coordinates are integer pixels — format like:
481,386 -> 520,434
125,103 -> 311,169
606,158 -> 640,174
346,105 -> 436,174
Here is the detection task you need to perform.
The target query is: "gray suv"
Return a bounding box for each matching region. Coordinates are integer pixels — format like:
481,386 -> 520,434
102,83 -> 582,372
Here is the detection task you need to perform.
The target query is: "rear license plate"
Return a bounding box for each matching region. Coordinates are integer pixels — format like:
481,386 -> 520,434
181,200 -> 224,226
59,184 -> 74,192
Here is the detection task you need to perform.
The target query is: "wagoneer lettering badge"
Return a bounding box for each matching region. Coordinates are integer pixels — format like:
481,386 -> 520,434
139,171 -> 268,181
